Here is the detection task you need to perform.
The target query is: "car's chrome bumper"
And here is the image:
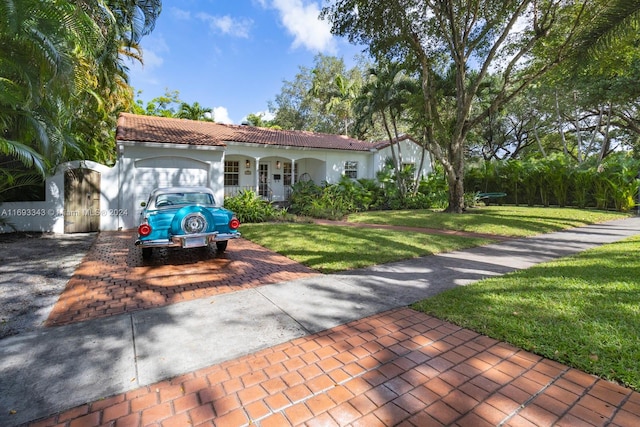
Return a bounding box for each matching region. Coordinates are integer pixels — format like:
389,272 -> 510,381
135,232 -> 241,249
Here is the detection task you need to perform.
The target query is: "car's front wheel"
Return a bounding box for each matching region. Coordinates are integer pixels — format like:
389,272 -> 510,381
216,241 -> 228,252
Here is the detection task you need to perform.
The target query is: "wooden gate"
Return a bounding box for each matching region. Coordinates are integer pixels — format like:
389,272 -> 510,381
64,168 -> 101,233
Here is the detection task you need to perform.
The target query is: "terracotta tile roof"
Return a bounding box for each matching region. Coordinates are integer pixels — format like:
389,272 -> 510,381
116,113 -> 376,152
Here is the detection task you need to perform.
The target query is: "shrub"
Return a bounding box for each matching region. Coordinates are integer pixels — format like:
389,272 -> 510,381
288,180 -> 322,216
288,176 -> 374,219
464,153 -> 640,211
417,171 -> 448,209
224,190 -> 283,223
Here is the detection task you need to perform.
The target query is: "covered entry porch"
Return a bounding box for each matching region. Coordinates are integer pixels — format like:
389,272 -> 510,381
223,155 -> 324,202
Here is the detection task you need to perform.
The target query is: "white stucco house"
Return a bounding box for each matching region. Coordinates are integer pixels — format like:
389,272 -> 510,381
0,113 -> 431,233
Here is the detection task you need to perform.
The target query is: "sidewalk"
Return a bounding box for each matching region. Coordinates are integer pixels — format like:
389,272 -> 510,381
1,217 -> 640,426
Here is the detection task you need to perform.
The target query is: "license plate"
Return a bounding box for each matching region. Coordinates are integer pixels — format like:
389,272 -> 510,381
183,236 -> 207,248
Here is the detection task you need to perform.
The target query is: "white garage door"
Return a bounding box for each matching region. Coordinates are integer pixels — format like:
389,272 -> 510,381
134,156 -> 209,215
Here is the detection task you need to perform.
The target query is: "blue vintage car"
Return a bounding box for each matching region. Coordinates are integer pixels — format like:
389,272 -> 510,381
135,186 -> 240,258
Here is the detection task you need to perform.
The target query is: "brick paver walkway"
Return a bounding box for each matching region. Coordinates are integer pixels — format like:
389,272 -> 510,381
30,308 -> 640,427
45,231 -> 319,327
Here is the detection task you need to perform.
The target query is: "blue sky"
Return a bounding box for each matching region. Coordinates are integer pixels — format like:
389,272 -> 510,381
128,0 -> 365,124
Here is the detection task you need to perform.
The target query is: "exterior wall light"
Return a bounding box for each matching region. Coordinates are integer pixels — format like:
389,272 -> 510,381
276,161 -> 281,169
245,159 -> 251,169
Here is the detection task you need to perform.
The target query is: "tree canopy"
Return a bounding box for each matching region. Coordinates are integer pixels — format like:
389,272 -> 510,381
269,54 -> 364,135
321,0 -> 632,212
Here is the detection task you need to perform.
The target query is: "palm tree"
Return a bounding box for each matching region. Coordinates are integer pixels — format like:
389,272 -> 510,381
354,61 -> 417,197
326,74 -> 359,135
177,102 -> 214,121
0,0 -> 98,174
0,0 -> 163,176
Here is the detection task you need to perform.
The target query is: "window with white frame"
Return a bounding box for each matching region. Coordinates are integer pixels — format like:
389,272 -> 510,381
224,161 -> 239,186
283,162 -> 298,185
344,161 -> 358,179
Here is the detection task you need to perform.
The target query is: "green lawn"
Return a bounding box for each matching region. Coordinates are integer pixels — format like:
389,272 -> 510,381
412,235 -> 640,391
347,206 -> 630,237
240,222 -> 491,273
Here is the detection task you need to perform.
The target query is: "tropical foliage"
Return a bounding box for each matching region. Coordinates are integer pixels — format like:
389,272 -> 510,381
223,190 -> 283,223
1,0 -> 161,200
466,152 -> 640,211
269,54 -> 365,135
321,0 -> 622,213
132,89 -> 215,121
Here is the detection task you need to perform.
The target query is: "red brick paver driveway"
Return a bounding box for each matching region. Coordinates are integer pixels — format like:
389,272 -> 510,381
45,231 -> 318,326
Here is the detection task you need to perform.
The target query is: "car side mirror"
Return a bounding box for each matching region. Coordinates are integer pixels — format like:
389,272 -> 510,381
140,202 -> 147,207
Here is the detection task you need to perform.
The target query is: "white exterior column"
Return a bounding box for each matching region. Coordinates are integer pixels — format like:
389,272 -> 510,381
254,157 -> 261,193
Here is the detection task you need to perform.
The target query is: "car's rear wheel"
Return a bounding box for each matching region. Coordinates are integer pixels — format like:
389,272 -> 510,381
216,241 -> 228,252
142,247 -> 153,259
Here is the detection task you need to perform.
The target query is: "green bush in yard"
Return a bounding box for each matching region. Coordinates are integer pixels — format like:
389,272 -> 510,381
288,180 -> 322,217
224,190 -> 282,223
289,176 -> 373,219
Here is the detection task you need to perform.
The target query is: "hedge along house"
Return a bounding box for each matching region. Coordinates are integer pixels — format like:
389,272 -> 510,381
0,113 -> 432,234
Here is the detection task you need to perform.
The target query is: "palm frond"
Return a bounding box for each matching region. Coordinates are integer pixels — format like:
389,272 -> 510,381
0,138 -> 46,175
573,0 -> 640,59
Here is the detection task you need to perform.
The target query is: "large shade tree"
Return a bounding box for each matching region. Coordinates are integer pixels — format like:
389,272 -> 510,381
323,0 -> 605,212
549,0 -> 640,159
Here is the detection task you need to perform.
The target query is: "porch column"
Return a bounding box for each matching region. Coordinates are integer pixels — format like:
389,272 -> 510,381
291,159 -> 296,185
254,157 -> 260,194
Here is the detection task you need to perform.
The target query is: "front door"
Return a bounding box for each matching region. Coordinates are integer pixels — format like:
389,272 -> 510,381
64,168 -> 100,233
259,164 -> 270,199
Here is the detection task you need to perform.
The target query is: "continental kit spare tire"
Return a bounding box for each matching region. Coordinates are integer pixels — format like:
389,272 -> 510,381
170,206 -> 215,235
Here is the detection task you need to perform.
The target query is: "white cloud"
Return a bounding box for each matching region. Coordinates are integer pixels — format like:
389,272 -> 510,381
240,110 -> 275,124
214,106 -> 233,124
264,0 -> 336,53
170,7 -> 191,20
128,34 -> 169,85
257,110 -> 275,121
196,12 -> 253,38
140,48 -> 164,70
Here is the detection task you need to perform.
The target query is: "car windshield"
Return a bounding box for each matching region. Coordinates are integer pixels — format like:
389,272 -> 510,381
155,192 -> 215,207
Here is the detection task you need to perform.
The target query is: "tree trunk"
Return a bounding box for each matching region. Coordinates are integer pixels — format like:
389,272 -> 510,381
573,91 -> 583,163
443,135 -> 466,213
380,112 -> 399,172
598,102 -> 613,163
555,91 -> 569,156
445,170 -> 465,213
413,138 -> 428,195
532,121 -> 547,157
390,116 -> 406,197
